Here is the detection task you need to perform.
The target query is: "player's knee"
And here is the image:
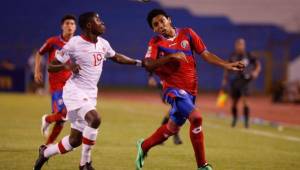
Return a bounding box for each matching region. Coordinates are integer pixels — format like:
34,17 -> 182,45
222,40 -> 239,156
85,111 -> 101,129
231,106 -> 237,114
90,117 -> 101,128
69,136 -> 82,148
55,121 -> 65,126
191,116 -> 202,126
189,110 -> 203,126
61,107 -> 67,117
244,105 -> 249,114
167,121 -> 180,134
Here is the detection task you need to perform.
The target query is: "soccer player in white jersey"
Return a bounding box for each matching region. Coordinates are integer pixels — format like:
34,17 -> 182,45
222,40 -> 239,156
33,12 -> 142,170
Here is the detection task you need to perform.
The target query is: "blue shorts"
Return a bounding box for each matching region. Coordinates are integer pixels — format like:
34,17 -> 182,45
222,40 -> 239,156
51,90 -> 66,113
163,88 -> 196,126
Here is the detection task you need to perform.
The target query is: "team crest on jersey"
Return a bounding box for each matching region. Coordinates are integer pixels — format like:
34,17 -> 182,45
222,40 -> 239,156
55,50 -> 64,57
180,40 -> 189,49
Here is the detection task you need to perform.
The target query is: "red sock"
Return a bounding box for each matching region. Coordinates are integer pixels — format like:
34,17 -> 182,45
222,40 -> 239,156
189,111 -> 207,167
141,124 -> 174,153
45,113 -> 64,123
46,122 -> 64,145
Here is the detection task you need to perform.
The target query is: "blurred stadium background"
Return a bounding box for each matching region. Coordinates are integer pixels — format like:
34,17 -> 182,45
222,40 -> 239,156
0,0 -> 300,169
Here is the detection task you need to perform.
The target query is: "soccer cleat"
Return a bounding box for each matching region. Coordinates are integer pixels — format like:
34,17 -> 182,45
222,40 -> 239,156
79,162 -> 95,170
198,163 -> 213,170
173,134 -> 183,145
41,114 -> 50,137
135,139 -> 146,170
33,145 -> 49,170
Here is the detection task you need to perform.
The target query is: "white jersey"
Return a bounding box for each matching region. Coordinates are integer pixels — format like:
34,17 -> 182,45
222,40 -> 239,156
56,35 -> 115,110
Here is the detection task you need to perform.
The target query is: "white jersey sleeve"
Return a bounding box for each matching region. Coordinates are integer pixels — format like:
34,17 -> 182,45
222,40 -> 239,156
56,39 -> 75,63
103,40 -> 116,58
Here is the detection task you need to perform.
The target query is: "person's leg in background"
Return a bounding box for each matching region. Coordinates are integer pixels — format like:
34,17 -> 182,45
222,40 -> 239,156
160,109 -> 183,145
230,96 -> 239,127
41,91 -> 67,144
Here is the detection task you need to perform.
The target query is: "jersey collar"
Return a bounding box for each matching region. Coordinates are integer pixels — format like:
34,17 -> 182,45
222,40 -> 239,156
159,27 -> 179,41
59,34 -> 68,43
80,34 -> 97,44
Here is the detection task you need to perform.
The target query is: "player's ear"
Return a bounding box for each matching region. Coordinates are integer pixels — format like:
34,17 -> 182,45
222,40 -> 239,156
60,24 -> 64,31
86,22 -> 92,30
167,17 -> 172,24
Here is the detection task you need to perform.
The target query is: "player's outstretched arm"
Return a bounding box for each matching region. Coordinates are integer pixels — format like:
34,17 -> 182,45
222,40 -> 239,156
34,52 -> 44,84
143,52 -> 187,72
110,53 -> 142,66
201,51 -> 245,71
251,59 -> 261,79
48,59 -> 81,74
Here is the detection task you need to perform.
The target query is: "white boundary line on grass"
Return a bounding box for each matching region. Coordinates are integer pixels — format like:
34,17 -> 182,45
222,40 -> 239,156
206,123 -> 300,143
240,129 -> 300,142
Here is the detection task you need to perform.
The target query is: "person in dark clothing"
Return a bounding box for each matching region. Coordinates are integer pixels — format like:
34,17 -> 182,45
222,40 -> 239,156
222,38 -> 261,128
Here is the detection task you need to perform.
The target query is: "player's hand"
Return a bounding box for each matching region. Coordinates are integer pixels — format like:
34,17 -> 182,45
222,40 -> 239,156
170,52 -> 188,63
65,63 -> 81,74
221,78 -> 227,89
148,76 -> 157,87
251,71 -> 259,79
34,72 -> 43,84
225,61 -> 245,71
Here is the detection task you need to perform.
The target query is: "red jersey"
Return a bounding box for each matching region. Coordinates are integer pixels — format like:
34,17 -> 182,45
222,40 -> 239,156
145,28 -> 207,95
39,35 -> 71,93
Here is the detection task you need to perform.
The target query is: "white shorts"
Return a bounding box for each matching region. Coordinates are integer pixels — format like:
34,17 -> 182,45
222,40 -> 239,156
62,81 -> 97,111
67,104 -> 96,132
63,81 -> 97,132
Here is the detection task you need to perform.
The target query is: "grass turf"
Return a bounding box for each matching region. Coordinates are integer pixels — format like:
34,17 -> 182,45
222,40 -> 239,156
0,93 -> 299,170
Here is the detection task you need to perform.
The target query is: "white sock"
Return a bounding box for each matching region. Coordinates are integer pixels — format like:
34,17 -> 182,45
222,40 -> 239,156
44,144 -> 59,158
44,136 -> 73,158
80,126 -> 98,166
81,144 -> 92,166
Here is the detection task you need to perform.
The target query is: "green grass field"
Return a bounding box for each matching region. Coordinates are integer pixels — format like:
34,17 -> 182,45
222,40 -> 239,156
0,93 -> 300,170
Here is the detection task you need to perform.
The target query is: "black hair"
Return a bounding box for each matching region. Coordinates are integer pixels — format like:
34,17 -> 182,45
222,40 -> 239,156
60,14 -> 76,25
78,12 -> 98,30
147,9 -> 169,28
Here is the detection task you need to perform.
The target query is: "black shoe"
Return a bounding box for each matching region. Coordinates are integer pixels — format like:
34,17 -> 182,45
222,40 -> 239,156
33,145 -> 49,170
173,134 -> 183,145
79,162 -> 95,170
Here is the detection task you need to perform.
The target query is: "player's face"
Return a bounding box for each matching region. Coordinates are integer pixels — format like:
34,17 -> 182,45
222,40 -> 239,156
151,15 -> 172,36
235,39 -> 246,54
61,19 -> 76,35
90,15 -> 105,36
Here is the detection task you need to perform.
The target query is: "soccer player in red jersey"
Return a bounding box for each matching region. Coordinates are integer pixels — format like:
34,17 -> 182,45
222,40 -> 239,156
135,9 -> 245,170
34,14 -> 76,145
